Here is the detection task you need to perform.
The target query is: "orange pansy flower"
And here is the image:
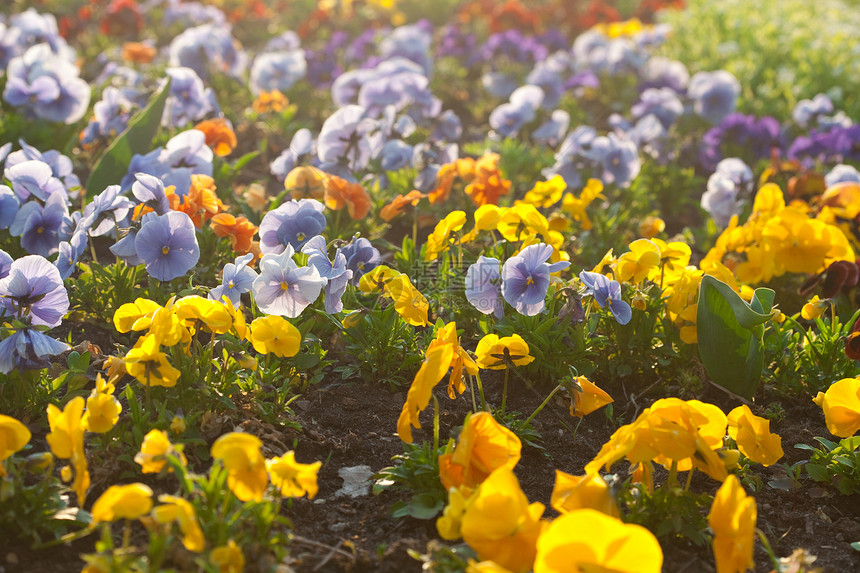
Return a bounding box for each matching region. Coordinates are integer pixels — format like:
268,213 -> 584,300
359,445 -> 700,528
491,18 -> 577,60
194,118 -> 237,157
210,213 -> 259,254
323,174 -> 372,220
380,190 -> 426,221
167,175 -> 225,228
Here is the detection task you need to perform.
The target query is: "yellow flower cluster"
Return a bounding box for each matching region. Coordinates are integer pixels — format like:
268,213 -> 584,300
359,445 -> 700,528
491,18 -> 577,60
358,265 -> 429,326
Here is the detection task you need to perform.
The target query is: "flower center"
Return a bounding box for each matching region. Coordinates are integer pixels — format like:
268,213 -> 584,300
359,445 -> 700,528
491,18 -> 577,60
357,262 -> 365,270
228,280 -> 235,288
526,277 -> 534,286
162,246 -> 170,255
296,232 -> 306,242
280,281 -> 289,291
36,226 -> 44,234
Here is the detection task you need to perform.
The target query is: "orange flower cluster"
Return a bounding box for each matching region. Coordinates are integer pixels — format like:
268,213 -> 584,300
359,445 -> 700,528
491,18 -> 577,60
210,213 -> 258,255
194,118 -> 237,157
464,153 -> 511,207
252,91 -> 289,114
323,174 -> 372,220
167,175 -> 226,228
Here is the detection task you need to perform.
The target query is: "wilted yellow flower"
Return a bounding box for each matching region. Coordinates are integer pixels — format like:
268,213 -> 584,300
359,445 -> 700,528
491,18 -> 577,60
0,415 -> 31,475
534,508 -> 662,573
727,405 -> 783,466
266,451 -> 321,499
814,378 -> 860,437
474,334 -> 534,370
210,539 -> 245,573
439,412 -> 521,491
397,343 -> 456,443
708,475 -> 756,573
211,432 -> 268,502
135,429 -> 186,473
91,483 -> 154,523
124,335 -> 181,388
47,397 -> 90,504
152,494 -> 205,552
428,321 -> 479,399
460,467 -> 545,573
569,376 -> 613,417
249,315 -> 301,357
550,471 -> 619,517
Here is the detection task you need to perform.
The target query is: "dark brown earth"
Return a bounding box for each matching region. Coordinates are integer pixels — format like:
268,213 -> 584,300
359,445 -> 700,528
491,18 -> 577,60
2,373 -> 859,573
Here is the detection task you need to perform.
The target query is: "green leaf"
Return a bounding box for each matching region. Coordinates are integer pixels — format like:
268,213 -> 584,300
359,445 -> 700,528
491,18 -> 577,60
408,493 -> 444,519
85,78 -> 172,197
805,463 -> 829,482
696,275 -> 775,399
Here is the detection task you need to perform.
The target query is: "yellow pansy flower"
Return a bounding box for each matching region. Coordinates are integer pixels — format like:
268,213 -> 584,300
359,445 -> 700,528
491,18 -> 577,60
210,539 -> 245,573
474,334 -> 534,370
135,429 -> 186,473
569,376 -> 613,418
266,451 -> 321,499
550,470 -> 618,517
439,411 -> 521,491
91,483 -> 154,523
249,315 -> 301,357
727,405 -> 784,467
124,335 -> 181,388
708,475 -> 756,573
814,378 -> 860,438
0,415 -> 31,476
211,432 -> 269,502
152,495 -> 205,552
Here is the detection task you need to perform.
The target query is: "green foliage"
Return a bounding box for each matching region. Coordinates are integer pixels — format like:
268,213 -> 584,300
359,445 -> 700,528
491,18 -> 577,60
86,78 -> 171,197
620,481 -> 712,546
660,0 -> 860,121
373,442 -> 448,520
697,275 -> 775,398
0,450 -> 91,547
408,540 -> 477,573
333,303 -> 424,388
798,436 -> 860,495
764,310 -> 860,395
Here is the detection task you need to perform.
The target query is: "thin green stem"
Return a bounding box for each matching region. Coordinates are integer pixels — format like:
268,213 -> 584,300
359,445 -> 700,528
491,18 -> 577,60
432,393 -> 440,454
756,528 -> 781,572
683,469 -> 694,492
468,375 -> 477,412
500,369 -> 510,416
474,372 -> 488,412
522,385 -> 563,428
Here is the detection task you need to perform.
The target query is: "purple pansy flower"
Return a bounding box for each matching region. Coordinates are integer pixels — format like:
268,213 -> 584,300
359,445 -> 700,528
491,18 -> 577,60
10,191 -> 69,257
0,186 -> 21,230
259,198 -> 326,254
252,244 -> 326,317
502,244 -> 569,316
80,184 -> 133,237
250,50 -> 307,95
579,271 -> 631,325
5,159 -> 67,202
302,235 -> 353,314
465,256 -> 503,318
688,70 -> 740,125
339,237 -> 381,285
209,253 -> 258,307
134,211 -> 200,281
0,254 -> 69,327
55,230 -> 87,280
0,328 -> 70,374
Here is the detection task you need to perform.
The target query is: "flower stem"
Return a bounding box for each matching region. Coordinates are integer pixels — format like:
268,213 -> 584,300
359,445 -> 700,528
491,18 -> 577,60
474,372 -> 488,412
432,393 -> 440,454
756,528 -> 781,572
522,384 -> 563,428
500,369 -> 510,416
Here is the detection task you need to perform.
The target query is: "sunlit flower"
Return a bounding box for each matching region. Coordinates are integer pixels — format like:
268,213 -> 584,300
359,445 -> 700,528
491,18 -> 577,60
135,211 -> 200,281
252,244 -> 326,317
813,378 -> 860,437
194,118 -> 237,157
579,271 -> 632,325
465,256 -> 503,318
385,273 -> 430,327
91,483 -> 154,524
249,315 -> 301,357
425,211 -> 467,261
135,429 -> 186,473
801,295 -> 829,320
124,335 -> 181,390
613,239 -> 661,284
284,166 -> 325,201
439,412 -> 521,491
727,405 -> 783,466
522,176 -> 565,209
474,334 -> 534,370
464,153 -> 511,207
47,396 -> 89,504
380,190 -> 425,221
397,343 -> 455,443
323,174 -> 371,220
210,539 -> 245,573
152,494 -> 205,552
708,475 -> 756,573
0,415 -> 31,476
210,214 -> 258,255
83,375 -> 121,433
501,243 -> 569,316
266,451 -> 321,498
561,179 -> 605,230
460,467 -> 545,573
211,432 -> 269,502
253,90 -> 289,114
569,376 -> 613,417
550,471 -> 618,517
534,509 -> 662,573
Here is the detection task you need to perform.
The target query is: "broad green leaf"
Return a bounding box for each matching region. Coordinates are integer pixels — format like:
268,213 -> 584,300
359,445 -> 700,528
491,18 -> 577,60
85,78 -> 172,197
697,275 -> 776,399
